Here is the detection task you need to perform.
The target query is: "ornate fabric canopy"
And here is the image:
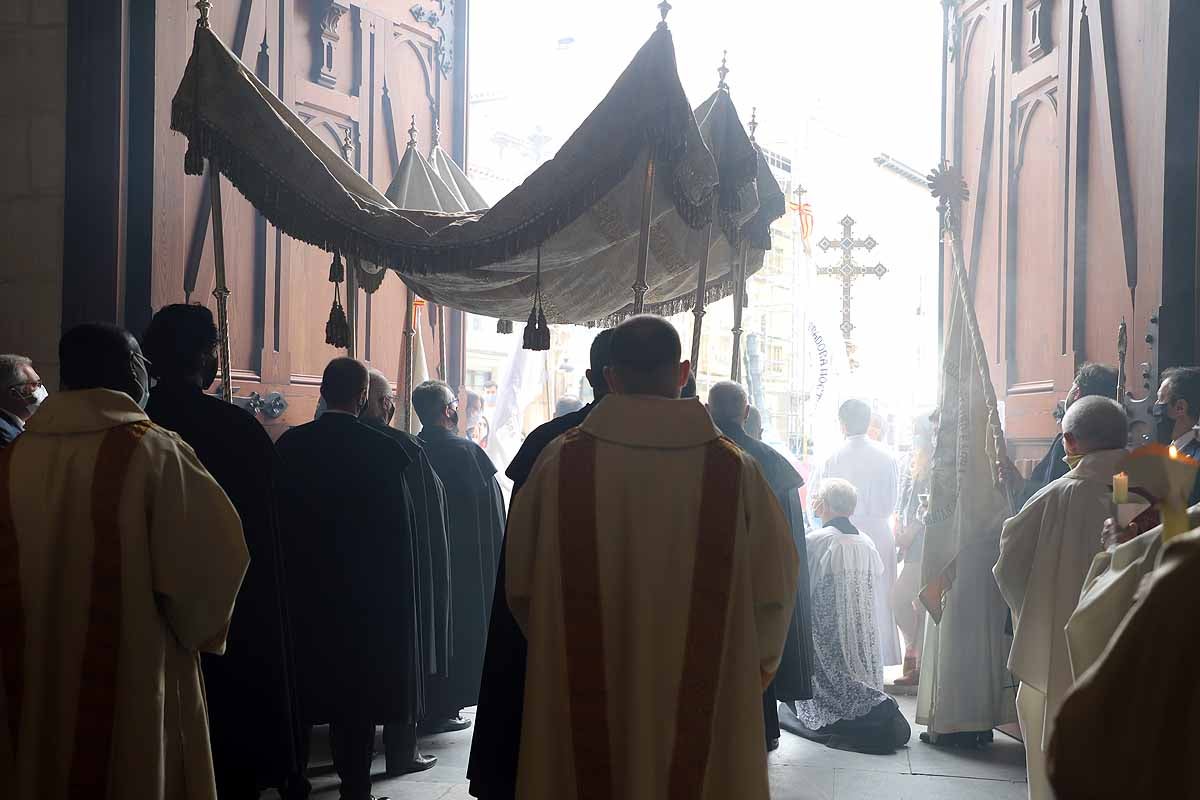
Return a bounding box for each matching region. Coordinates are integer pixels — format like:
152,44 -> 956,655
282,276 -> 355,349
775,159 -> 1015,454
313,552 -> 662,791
172,19 -> 782,325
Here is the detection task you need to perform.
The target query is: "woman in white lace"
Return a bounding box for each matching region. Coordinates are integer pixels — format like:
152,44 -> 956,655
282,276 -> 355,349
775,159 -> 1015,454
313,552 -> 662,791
782,478 -> 911,753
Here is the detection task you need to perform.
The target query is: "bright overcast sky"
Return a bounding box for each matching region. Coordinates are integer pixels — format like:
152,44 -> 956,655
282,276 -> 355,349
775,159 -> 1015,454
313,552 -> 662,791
468,0 -> 943,174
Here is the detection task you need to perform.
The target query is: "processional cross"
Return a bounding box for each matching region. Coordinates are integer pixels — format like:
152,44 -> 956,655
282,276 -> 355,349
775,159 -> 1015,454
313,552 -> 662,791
817,215 -> 887,340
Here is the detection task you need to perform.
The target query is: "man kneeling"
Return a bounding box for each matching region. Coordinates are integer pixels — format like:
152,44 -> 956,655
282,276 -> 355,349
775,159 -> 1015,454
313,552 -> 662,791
780,478 -> 910,754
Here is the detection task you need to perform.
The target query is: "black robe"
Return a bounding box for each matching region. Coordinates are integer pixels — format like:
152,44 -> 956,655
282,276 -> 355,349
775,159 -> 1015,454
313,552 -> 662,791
714,419 -> 816,737
468,405 -> 590,800
417,425 -> 506,717
365,420 -> 453,683
145,382 -> 300,791
275,413 -> 421,724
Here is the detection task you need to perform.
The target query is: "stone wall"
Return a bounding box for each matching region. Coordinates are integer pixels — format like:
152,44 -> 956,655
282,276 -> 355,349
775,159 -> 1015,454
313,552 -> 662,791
0,0 -> 65,387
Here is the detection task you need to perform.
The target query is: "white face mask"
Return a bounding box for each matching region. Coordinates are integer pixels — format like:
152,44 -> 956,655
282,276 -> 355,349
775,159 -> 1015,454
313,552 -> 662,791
27,384 -> 48,411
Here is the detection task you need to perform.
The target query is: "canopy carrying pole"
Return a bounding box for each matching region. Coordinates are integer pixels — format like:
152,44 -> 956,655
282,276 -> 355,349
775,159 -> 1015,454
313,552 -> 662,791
340,129 -> 358,358
691,53 -> 729,370
208,160 -> 234,404
632,149 -> 657,314
730,241 -> 748,382
402,287 -> 416,430
438,308 -> 448,382
690,210 -> 716,369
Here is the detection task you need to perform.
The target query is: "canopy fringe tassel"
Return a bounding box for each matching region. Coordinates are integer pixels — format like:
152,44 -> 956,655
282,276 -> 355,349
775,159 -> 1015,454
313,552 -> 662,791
325,252 -> 350,348
522,246 -> 551,351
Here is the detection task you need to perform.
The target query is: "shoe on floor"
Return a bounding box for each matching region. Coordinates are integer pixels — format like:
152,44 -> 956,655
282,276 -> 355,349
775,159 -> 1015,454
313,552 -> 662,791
385,753 -> 437,777
418,715 -> 472,734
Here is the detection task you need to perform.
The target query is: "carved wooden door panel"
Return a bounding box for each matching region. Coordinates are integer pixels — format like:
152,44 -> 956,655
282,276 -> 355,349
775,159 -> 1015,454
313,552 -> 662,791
148,0 -> 465,433
943,0 -> 1181,464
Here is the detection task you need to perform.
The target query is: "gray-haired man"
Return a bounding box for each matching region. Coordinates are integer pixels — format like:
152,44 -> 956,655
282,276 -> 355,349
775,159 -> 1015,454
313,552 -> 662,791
0,354 -> 46,448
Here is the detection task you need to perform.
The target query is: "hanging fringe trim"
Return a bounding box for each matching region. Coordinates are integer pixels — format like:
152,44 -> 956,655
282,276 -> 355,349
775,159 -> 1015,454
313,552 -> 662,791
595,276 -> 742,328
170,26 -> 713,277
354,255 -> 387,294
496,319 -> 514,334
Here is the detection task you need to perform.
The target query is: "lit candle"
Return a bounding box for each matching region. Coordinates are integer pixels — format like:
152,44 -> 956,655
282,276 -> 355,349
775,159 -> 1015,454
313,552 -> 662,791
1170,445 -> 1179,460
1112,472 -> 1129,504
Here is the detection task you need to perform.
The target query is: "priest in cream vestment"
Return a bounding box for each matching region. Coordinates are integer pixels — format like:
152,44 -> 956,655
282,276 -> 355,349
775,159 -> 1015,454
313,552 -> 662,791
506,317 -> 798,800
0,323 -> 249,800
993,397 -> 1128,800
1048,528 -> 1200,798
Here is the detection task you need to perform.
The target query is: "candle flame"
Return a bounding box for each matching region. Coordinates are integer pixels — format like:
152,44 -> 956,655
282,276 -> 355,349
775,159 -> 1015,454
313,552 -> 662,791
1170,445 -> 1179,459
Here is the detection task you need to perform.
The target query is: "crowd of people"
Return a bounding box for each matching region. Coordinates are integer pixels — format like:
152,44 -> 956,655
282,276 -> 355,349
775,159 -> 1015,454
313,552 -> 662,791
3,312 -> 1200,800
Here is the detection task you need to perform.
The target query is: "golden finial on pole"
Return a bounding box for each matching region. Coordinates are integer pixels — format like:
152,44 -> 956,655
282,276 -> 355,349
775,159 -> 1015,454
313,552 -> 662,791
196,0 -> 212,28
408,114 -> 418,147
340,127 -> 354,163
748,107 -> 758,143
657,0 -> 672,28
718,51 -> 729,90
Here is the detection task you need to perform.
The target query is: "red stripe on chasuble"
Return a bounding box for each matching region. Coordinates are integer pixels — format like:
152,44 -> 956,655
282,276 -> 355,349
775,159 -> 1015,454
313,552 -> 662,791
556,429 -> 613,800
668,439 -> 742,800
69,421 -> 151,796
0,445 -> 23,744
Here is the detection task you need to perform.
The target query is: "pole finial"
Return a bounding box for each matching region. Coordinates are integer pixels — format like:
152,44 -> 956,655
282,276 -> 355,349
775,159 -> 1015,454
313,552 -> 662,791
657,0 -> 672,28
748,107 -> 758,142
718,50 -> 729,90
341,127 -> 354,162
408,115 -> 418,147
196,0 -> 212,28
432,117 -> 441,148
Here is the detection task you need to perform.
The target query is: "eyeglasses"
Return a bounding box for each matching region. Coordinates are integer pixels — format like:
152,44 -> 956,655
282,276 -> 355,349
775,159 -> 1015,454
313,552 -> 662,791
5,379 -> 41,394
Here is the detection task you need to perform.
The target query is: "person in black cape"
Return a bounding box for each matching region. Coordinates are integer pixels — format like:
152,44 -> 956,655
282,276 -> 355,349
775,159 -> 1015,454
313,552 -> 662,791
361,368 -> 447,775
142,304 -> 304,799
411,379 -> 506,734
275,358 -> 422,800
467,329 -> 614,800
707,380 -> 815,750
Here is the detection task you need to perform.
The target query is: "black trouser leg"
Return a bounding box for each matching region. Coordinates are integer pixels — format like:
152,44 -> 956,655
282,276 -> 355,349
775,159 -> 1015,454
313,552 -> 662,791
329,721 -> 376,800
383,722 -> 418,771
213,762 -> 260,800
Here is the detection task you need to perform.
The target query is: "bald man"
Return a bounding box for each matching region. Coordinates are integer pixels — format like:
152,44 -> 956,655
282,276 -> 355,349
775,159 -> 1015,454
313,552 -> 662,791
708,381 -> 814,748
361,369 -> 445,776
275,358 -> 425,797
505,316 -> 798,800
994,396 -> 1129,800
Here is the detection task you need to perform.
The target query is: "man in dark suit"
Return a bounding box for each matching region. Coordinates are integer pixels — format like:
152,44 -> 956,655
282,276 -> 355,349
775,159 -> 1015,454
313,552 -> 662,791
1154,366 -> 1200,505
707,380 -> 814,751
362,368 -> 446,776
467,329 -> 613,800
276,358 -> 423,800
142,304 -> 304,799
412,379 -> 506,736
0,353 -> 46,449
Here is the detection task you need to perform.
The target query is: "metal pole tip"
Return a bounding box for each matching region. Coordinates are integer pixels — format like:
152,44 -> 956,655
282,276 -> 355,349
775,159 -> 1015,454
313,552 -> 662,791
196,0 -> 212,28
657,0 -> 672,28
